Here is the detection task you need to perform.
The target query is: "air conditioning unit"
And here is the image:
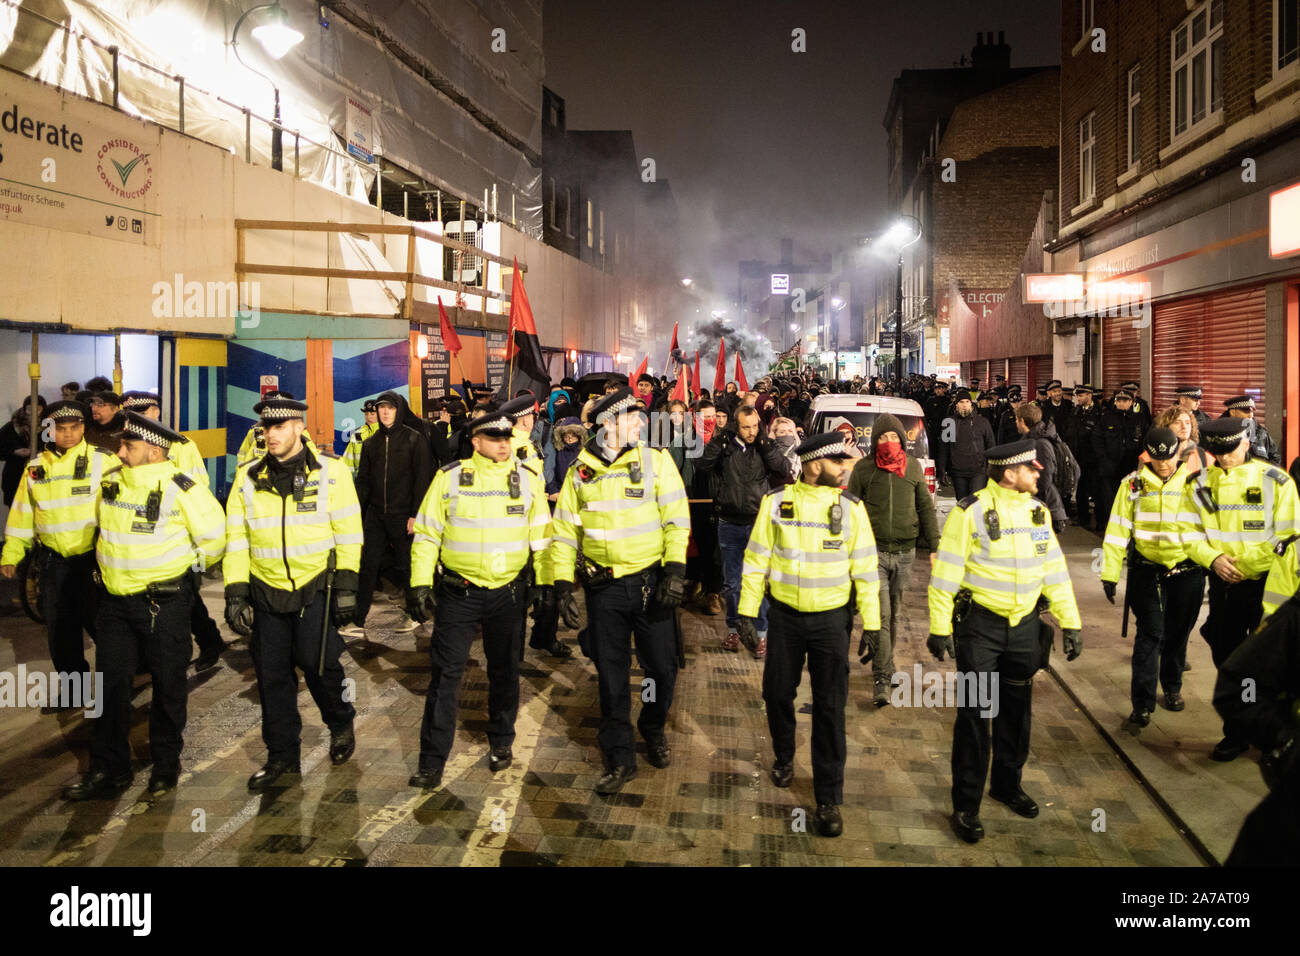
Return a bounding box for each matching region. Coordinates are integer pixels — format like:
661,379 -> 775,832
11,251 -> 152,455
443,219 -> 481,284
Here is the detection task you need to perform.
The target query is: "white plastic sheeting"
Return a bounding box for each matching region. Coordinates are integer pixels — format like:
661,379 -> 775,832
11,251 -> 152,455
0,0 -> 542,235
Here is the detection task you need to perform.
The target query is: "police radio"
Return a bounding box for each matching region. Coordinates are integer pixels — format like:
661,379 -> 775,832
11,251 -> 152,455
1031,506 -> 1045,525
292,471 -> 306,502
984,509 -> 1001,541
1195,485 -> 1217,514
28,465 -> 46,482
828,501 -> 843,536
628,458 -> 642,484
145,487 -> 162,522
73,454 -> 89,480
508,469 -> 521,499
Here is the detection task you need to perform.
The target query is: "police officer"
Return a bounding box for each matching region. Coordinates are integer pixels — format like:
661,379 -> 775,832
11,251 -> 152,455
1180,417 -> 1299,761
738,431 -> 881,838
928,440 -> 1082,843
1038,380 -> 1072,432
1120,381 -> 1153,437
1224,394 -> 1280,465
1174,385 -> 1209,429
404,398 -> 554,789
123,391 -> 226,670
224,397 -> 364,792
236,390 -> 317,464
1063,385 -> 1101,530
342,399 -> 379,476
1,401 -> 110,701
65,412 -> 227,799
1100,427 -> 1206,728
1092,389 -> 1142,532
995,385 -> 1023,444
549,387 -> 691,795
1212,592 -> 1300,864
507,391 -> 544,467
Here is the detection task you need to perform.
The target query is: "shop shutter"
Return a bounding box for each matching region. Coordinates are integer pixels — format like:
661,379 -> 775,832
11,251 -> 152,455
1102,314 -> 1141,398
1026,354 -> 1052,396
1153,286 -> 1265,420
1008,356 -> 1027,392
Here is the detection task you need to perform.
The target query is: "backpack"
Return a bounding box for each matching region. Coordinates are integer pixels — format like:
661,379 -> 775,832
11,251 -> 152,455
1046,432 -> 1080,500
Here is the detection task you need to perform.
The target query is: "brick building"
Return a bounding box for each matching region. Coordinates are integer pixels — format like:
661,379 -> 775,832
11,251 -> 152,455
1046,0 -> 1300,457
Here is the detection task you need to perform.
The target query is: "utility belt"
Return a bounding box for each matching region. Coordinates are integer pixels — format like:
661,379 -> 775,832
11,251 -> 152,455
435,562 -> 527,598
1129,549 -> 1199,579
94,569 -> 191,602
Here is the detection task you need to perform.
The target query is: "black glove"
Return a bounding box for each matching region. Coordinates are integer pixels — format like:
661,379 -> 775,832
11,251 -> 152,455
1053,518 -> 1066,534
737,617 -> 759,654
332,588 -> 358,628
556,580 -> 583,630
1062,628 -> 1082,661
656,563 -> 687,608
1261,737 -> 1296,792
406,585 -> 434,623
1102,580 -> 1116,604
531,583 -> 556,609
927,632 -> 955,661
223,587 -> 254,638
857,630 -> 879,665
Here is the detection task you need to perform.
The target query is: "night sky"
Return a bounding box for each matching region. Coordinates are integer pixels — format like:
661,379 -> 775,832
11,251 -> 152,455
544,0 -> 1060,300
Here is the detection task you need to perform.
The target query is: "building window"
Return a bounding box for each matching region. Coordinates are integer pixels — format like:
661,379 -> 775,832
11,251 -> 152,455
1078,111 -> 1095,203
1127,64 -> 1142,169
586,199 -> 593,248
1279,0 -> 1300,72
547,177 -> 557,229
1081,0 -> 1094,38
563,187 -> 572,237
1171,0 -> 1224,140
599,209 -> 605,256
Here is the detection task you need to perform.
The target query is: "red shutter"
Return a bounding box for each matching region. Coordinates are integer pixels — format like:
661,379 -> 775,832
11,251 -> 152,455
1008,356 -> 1028,392
1102,314 -> 1141,397
1153,286 -> 1266,419
1026,354 -> 1052,395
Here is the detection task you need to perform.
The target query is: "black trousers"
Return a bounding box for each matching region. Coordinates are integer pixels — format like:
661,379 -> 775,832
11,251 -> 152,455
763,598 -> 852,806
249,589 -> 356,764
528,595 -> 560,649
42,550 -> 96,675
1094,473 -> 1121,533
417,578 -> 524,771
1127,562 -> 1205,711
1203,575 -> 1266,743
356,508 -> 413,624
586,570 -> 677,771
91,577 -> 194,776
1226,788 -> 1300,866
190,570 -> 223,654
686,503 -> 722,593
951,604 -> 1040,814
1072,464 -> 1095,527
950,472 -> 988,501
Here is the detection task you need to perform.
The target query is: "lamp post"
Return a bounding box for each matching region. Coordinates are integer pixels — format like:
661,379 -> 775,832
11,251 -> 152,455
231,1 -> 303,172
883,215 -> 922,387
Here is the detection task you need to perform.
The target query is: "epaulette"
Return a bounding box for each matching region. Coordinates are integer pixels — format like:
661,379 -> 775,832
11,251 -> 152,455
174,434 -> 191,444
958,495 -> 979,509
518,461 -> 540,478
439,460 -> 462,473
1029,496 -> 1047,510
1264,466 -> 1290,485
172,472 -> 196,491
838,490 -> 860,505
102,464 -> 123,479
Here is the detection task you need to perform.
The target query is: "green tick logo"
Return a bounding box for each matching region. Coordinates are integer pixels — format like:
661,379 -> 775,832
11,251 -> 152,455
97,139 -> 154,201
110,153 -> 150,187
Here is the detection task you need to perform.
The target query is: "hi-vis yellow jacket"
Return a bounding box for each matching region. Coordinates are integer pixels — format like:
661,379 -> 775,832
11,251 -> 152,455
224,449 -> 363,594
96,459 -> 227,595
549,440 -> 690,582
1,439 -> 111,564
1180,457 -> 1299,581
1261,537 -> 1300,622
342,421 -> 378,476
1101,462 -> 1194,581
929,480 -> 1081,636
738,480 -> 881,628
168,435 -> 208,485
410,452 -> 553,589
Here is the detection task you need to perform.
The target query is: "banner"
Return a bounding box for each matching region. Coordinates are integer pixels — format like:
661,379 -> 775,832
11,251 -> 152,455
419,323 -> 452,401
0,82 -> 161,246
485,330 -> 508,392
344,96 -> 375,164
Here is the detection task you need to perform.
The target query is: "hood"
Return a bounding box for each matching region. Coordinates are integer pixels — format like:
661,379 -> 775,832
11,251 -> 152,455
873,413 -> 907,448
376,391 -> 419,432
552,418 -> 587,449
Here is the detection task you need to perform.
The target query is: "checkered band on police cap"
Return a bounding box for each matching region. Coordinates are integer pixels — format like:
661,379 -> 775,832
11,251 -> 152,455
986,440 -> 1038,467
115,410 -> 181,450
1224,394 -> 1255,411
591,387 -> 640,425
44,401 -> 87,422
499,395 -> 537,421
469,413 -> 513,437
121,391 -> 160,412
1199,417 -> 1248,454
795,431 -> 852,463
254,397 -> 308,421
1174,385 -> 1202,399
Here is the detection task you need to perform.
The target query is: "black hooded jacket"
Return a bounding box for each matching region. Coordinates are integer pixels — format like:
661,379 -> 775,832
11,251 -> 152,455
355,392 -> 432,518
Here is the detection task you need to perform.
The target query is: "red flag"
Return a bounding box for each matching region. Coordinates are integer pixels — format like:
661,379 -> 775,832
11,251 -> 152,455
500,258 -> 549,402
734,353 -> 748,392
693,350 -> 701,398
670,366 -> 688,403
437,299 -> 461,355
713,338 -> 727,394
668,322 -> 679,354
629,354 -> 648,389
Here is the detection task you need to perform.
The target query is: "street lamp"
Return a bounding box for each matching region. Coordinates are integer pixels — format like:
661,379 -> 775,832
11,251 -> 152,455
681,277 -> 693,288
231,1 -> 304,172
879,215 -> 921,386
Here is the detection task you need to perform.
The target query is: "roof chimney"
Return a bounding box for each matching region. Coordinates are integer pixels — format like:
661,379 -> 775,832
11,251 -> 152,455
971,29 -> 1010,71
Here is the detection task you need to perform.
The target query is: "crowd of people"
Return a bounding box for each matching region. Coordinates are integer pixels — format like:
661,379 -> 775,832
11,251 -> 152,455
1,360 -> 1298,861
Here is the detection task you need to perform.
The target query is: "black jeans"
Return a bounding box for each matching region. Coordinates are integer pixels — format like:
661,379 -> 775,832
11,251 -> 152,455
91,577 -> 194,776
249,589 -> 356,764
356,509 -> 413,624
951,604 -> 1040,814
1203,575 -> 1266,743
417,578 -> 524,771
763,598 -> 852,805
42,550 -> 96,675
686,502 -> 722,593
585,570 -> 678,771
950,472 -> 988,501
1127,561 -> 1205,711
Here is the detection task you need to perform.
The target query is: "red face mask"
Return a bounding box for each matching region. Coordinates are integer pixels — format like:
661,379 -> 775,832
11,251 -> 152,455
696,416 -> 716,444
875,439 -> 907,478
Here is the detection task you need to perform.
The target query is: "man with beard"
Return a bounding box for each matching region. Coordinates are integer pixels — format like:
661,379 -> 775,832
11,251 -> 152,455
936,390 -> 995,501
